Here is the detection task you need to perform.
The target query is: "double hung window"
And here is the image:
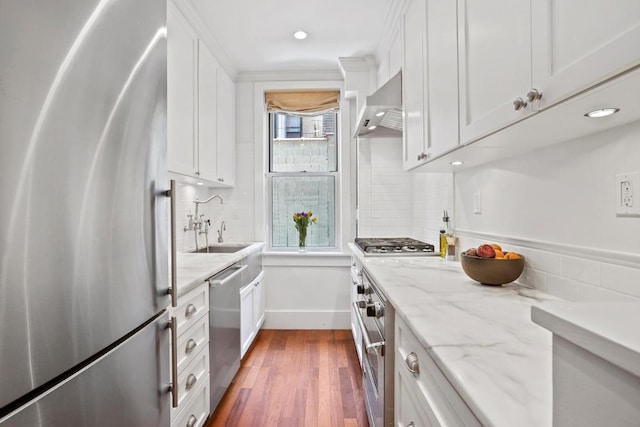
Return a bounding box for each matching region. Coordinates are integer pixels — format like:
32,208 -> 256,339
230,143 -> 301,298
269,111 -> 338,249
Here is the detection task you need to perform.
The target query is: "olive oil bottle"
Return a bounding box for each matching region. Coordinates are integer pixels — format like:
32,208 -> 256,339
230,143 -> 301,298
439,210 -> 450,258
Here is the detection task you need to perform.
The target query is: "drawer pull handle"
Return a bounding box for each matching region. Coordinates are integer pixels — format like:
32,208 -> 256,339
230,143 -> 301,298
526,88 -> 543,102
513,97 -> 527,111
186,414 -> 198,427
185,304 -> 197,318
405,352 -> 420,374
185,373 -> 197,391
185,339 -> 197,355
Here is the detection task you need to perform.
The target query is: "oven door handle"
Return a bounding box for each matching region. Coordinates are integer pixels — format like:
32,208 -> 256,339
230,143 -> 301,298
352,302 -> 385,353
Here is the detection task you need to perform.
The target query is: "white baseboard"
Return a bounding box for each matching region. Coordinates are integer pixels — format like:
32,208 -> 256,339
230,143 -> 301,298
263,310 -> 351,329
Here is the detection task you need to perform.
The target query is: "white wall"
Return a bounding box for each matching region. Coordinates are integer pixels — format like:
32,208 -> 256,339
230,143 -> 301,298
453,120 -> 640,302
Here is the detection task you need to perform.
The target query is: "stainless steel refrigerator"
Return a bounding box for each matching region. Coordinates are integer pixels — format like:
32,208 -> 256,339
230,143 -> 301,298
0,0 -> 171,425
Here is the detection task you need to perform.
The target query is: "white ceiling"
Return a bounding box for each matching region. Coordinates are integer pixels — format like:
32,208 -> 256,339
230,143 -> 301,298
190,0 -> 394,74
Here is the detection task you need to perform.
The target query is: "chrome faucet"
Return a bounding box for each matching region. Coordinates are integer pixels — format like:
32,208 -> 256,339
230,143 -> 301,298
192,194 -> 223,251
217,221 -> 226,243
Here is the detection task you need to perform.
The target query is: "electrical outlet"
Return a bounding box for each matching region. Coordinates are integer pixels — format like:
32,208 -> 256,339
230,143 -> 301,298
616,172 -> 640,217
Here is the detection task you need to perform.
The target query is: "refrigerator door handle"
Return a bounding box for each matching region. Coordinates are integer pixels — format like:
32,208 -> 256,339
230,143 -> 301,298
165,179 -> 177,308
169,316 -> 179,408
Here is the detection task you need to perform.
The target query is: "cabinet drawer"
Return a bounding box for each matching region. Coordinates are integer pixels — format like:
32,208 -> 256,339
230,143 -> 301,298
172,372 -> 210,427
174,344 -> 209,411
176,314 -> 208,375
175,284 -> 208,335
395,315 -> 480,427
396,364 -> 438,427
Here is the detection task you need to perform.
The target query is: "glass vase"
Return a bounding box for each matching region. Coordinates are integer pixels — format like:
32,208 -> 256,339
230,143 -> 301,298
298,226 -> 307,252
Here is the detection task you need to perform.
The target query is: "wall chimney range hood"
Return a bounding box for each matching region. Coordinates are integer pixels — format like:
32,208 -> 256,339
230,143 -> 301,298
355,71 -> 402,138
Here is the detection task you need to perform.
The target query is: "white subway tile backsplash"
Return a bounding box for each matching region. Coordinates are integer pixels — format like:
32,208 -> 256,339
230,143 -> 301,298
600,263 -> 640,298
546,275 -> 579,301
561,256 -> 601,286
521,267 -> 547,291
578,283 -> 640,303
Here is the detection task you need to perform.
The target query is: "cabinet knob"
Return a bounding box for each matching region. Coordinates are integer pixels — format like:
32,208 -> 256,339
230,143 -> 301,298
217,178 -> 224,182
186,415 -> 198,427
513,97 -> 527,111
407,423 -> 416,427
195,171 -> 200,176
185,303 -> 197,319
185,338 -> 197,355
185,373 -> 197,391
405,352 -> 420,374
526,88 -> 543,102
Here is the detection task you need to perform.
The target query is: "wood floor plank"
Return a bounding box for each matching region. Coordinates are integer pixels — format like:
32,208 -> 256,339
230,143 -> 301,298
206,330 -> 368,427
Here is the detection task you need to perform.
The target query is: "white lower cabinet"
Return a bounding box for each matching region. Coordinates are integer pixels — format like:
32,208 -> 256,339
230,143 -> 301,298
171,284 -> 210,426
240,271 -> 265,358
395,314 -> 480,427
172,372 -> 210,427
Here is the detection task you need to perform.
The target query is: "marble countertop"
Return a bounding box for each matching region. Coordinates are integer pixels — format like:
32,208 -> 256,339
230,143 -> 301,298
349,244 -> 557,427
533,301 -> 640,378
176,242 -> 265,297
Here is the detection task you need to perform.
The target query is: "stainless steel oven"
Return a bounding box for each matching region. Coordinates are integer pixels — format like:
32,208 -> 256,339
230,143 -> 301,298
352,268 -> 394,427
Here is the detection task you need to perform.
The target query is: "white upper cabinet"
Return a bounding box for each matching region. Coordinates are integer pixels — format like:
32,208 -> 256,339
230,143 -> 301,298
216,69 -> 235,186
197,40 -> 219,183
167,2 -> 197,177
457,0 -> 532,144
402,0 -> 427,170
167,1 -> 235,187
531,0 -> 640,110
458,0 -> 640,145
403,0 -> 459,170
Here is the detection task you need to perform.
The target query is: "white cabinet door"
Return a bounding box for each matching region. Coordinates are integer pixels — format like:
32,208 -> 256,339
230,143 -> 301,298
252,276 -> 264,332
240,283 -> 254,358
402,0 -> 427,170
197,40 -> 218,183
167,2 -> 197,177
424,0 -> 458,160
457,0 -> 532,144
532,0 -> 640,110
216,69 -> 235,186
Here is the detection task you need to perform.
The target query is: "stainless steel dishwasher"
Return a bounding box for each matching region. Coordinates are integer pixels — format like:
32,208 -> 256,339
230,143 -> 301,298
208,262 -> 247,412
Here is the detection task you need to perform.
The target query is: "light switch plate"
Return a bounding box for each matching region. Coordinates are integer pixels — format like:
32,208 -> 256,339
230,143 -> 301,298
473,192 -> 482,214
616,172 -> 640,217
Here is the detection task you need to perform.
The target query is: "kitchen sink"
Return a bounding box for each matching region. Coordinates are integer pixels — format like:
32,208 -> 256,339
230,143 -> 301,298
188,243 -> 251,254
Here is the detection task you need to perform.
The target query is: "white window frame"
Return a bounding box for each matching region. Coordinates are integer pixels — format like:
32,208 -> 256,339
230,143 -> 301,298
253,79 -> 351,254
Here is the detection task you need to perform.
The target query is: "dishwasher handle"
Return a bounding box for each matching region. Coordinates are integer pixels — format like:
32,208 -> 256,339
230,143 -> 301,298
209,264 -> 248,288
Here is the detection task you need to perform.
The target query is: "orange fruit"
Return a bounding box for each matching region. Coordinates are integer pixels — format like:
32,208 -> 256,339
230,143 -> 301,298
490,243 -> 502,251
494,250 -> 505,258
505,252 -> 521,260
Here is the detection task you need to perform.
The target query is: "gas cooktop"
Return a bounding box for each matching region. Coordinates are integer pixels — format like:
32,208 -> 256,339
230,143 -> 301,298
354,237 -> 437,256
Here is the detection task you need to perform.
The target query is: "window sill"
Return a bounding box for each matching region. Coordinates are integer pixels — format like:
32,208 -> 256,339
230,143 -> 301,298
262,251 -> 352,267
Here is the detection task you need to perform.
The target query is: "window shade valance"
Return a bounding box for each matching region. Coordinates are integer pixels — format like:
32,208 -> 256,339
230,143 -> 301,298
265,90 -> 340,114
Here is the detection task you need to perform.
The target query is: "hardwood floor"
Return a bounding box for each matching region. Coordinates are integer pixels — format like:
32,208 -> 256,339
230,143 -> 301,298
205,329 -> 369,427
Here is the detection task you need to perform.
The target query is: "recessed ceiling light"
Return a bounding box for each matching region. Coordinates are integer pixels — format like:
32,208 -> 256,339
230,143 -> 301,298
584,108 -> 620,118
450,161 -> 464,166
197,182 -> 204,186
293,30 -> 307,40
368,125 -> 377,130
375,111 -> 385,117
